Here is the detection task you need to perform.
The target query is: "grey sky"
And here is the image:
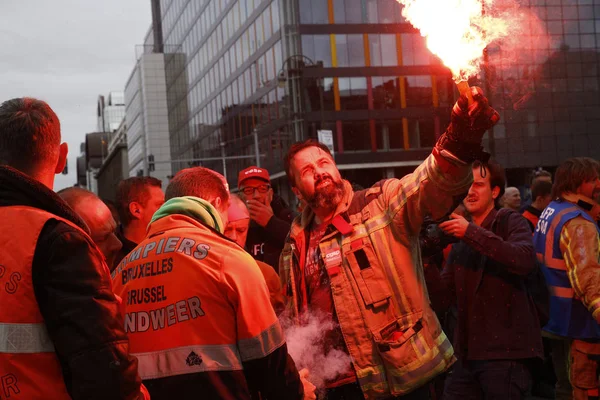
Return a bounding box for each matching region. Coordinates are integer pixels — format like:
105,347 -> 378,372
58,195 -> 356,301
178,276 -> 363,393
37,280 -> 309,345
0,0 -> 151,190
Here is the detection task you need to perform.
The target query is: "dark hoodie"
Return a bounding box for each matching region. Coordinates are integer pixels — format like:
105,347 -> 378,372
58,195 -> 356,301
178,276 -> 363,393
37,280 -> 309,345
0,166 -> 145,400
246,194 -> 296,271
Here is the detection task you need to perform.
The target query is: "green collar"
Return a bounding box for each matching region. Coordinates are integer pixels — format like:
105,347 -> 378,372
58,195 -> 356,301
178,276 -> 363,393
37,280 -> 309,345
151,196 -> 224,233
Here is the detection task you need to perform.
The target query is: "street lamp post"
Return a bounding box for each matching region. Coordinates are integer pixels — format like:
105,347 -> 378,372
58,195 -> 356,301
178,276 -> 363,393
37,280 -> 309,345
277,55 -> 325,141
252,128 -> 261,167
220,142 -> 227,180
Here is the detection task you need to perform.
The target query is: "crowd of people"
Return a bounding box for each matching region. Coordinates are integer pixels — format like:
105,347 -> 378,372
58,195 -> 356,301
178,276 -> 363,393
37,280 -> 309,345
0,90 -> 598,400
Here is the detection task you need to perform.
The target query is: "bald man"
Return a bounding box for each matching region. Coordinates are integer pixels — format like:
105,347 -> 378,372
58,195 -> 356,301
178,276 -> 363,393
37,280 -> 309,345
225,194 -> 285,314
501,186 -> 522,211
59,187 -> 123,270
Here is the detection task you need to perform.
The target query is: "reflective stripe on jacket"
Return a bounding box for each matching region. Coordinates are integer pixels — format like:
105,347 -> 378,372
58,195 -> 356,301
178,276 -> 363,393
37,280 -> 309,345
533,200 -> 600,339
112,214 -> 287,398
0,206 -> 76,399
281,153 -> 472,399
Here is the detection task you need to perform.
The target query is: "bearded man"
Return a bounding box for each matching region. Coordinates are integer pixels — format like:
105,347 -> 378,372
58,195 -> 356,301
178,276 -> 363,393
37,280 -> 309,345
280,87 -> 501,399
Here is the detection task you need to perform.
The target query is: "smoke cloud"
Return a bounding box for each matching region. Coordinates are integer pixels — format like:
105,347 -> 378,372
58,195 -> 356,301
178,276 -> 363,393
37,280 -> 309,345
282,312 -> 353,391
481,0 -> 556,110
397,0 -> 555,108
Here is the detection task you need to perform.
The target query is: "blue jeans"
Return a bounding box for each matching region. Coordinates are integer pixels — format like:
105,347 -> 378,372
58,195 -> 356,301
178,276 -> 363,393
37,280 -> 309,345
443,359 -> 532,400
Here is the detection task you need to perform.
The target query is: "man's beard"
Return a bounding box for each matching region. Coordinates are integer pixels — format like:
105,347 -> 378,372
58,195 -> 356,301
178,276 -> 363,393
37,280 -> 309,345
304,176 -> 345,210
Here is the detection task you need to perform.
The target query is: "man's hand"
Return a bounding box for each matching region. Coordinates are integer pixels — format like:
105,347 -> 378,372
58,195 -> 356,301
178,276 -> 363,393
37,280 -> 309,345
247,199 -> 274,227
299,368 -> 317,400
439,213 -> 469,239
450,86 -> 500,143
436,86 -> 500,163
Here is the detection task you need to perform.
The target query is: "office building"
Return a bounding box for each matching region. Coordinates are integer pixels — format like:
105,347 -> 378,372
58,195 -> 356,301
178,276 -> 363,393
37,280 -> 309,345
97,91 -> 126,133
124,35 -> 173,186
484,0 -> 600,185
89,91 -> 127,198
96,119 -> 129,201
156,0 -> 453,203
153,0 -> 599,200
77,132 -> 110,195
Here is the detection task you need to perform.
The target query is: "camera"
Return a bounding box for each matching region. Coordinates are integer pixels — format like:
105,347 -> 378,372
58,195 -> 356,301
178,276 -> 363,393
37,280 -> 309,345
419,217 -> 459,258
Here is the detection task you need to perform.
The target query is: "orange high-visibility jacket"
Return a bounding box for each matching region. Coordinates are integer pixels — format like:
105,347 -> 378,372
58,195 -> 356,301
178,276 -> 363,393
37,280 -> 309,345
112,213 -> 291,399
0,206 -> 75,399
522,207 -> 540,232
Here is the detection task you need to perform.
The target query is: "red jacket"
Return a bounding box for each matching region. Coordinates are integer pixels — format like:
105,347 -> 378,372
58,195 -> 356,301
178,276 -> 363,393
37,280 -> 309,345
522,205 -> 542,232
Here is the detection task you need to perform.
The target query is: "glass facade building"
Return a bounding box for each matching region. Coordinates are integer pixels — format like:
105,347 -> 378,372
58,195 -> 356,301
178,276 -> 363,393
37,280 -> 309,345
484,0 -> 600,185
124,51 -> 173,186
97,92 -> 126,133
157,0 -> 599,197
158,0 -> 455,199
161,0 -> 289,186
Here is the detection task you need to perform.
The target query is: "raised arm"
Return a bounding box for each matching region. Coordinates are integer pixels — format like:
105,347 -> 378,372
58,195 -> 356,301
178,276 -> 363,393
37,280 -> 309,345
381,87 -> 500,235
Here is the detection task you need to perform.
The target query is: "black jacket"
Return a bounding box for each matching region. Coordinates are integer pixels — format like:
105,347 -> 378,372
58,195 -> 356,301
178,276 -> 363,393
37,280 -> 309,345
246,194 -> 295,270
0,166 -> 144,400
427,208 -> 544,361
114,224 -> 138,271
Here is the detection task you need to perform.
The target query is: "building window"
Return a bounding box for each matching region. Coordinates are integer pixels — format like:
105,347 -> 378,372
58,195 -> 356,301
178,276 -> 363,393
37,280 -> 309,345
339,77 -> 368,110
369,34 -> 397,66
301,35 -> 333,67
299,0 -> 329,24
335,34 -> 365,67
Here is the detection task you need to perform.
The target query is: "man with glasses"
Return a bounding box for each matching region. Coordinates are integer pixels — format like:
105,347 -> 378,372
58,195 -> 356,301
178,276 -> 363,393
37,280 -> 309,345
238,166 -> 295,270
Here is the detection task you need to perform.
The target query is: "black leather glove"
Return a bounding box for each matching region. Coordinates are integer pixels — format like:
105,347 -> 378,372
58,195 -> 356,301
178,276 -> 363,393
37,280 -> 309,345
436,86 -> 500,163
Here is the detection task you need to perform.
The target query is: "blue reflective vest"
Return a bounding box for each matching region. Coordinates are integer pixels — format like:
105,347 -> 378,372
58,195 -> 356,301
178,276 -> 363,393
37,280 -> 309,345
533,200 -> 600,339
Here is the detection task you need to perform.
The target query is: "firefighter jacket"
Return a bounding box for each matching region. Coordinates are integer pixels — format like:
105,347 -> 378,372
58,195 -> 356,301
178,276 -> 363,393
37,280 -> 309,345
280,153 -> 473,399
112,196 -> 303,400
534,198 -> 600,339
0,165 -> 146,400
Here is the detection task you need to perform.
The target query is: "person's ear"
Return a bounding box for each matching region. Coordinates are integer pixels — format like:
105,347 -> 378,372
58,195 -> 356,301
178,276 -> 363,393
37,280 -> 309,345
492,186 -> 501,200
128,202 -> 142,220
214,196 -> 222,210
54,142 -> 68,174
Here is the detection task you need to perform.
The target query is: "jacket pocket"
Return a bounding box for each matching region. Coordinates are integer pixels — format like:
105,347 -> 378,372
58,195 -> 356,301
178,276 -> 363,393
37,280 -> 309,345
373,318 -> 427,395
570,340 -> 600,389
343,238 -> 391,308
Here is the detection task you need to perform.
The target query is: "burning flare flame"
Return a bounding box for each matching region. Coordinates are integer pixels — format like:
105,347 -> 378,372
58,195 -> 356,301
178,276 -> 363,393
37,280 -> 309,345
398,0 -> 510,82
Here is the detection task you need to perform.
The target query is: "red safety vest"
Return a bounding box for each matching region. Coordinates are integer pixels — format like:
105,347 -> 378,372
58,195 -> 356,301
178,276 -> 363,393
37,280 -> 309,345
0,206 -> 78,399
522,209 -> 539,231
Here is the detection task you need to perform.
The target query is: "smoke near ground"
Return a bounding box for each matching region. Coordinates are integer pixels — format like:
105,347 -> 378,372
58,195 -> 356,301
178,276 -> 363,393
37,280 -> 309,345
282,312 -> 353,391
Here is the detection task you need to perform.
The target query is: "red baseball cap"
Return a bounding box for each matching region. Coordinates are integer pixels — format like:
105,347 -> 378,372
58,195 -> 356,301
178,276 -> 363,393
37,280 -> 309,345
238,166 -> 270,188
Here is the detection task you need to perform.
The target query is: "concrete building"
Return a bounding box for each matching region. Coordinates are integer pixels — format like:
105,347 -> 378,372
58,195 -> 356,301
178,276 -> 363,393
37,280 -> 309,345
77,132 -> 110,195
75,143 -> 87,188
80,91 -> 127,198
96,119 -> 129,201
124,39 -> 173,187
